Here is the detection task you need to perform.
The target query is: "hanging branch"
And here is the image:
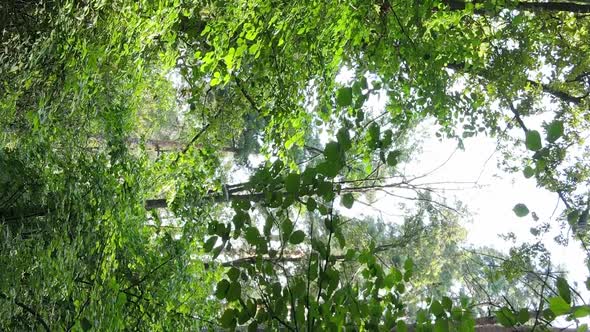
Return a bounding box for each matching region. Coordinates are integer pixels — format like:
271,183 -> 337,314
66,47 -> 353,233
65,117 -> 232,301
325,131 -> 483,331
446,63 -> 586,106
531,266 -> 552,332
174,108 -> 223,163
0,292 -> 50,332
122,255 -> 178,292
233,74 -> 261,113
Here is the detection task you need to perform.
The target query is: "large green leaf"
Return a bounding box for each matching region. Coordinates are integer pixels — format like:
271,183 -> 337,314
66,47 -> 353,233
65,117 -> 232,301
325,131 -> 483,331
430,300 -> 444,316
307,198 -> 317,211
336,87 -> 353,107
523,166 -> 535,179
387,150 -> 402,167
204,236 -> 218,252
244,227 -> 260,245
219,308 -> 236,328
546,120 -> 564,143
337,128 -> 351,150
285,173 -> 300,194
496,307 -> 516,327
289,230 -> 305,244
341,193 -> 354,209
556,277 -> 571,304
81,317 -> 92,331
227,267 -> 240,282
513,204 -> 529,217
548,296 -> 571,316
324,141 -> 341,162
517,308 -> 530,324
434,318 -> 449,332
226,281 -> 242,302
525,130 -> 542,151
282,218 -> 294,240
215,279 -> 230,299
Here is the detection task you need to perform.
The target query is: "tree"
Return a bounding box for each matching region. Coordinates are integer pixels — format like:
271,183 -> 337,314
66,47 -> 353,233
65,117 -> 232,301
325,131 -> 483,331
2,0 -> 590,330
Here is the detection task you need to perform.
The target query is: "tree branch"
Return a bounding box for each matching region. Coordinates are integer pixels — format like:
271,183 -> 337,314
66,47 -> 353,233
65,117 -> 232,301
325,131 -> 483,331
233,74 -> 261,113
0,292 -> 50,332
527,80 -> 583,105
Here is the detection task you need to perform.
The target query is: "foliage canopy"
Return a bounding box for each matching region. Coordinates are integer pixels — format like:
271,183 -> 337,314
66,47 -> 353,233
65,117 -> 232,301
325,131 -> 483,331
1,0 -> 590,330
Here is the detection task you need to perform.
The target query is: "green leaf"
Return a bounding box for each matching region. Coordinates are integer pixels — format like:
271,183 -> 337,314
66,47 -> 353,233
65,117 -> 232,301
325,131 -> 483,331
525,130 -> 542,151
337,128 -> 351,150
212,244 -> 224,259
316,180 -> 333,198
523,166 -> 535,179
543,308 -> 556,321
404,258 -> 414,272
459,316 -> 475,332
556,277 -> 571,304
282,218 -> 294,240
219,308 -> 236,328
312,239 -> 327,258
248,321 -> 258,332
573,306 -> 590,318
285,173 -> 300,194
341,193 -> 354,209
517,308 -> 530,324
237,308 -> 250,324
324,141 -> 341,162
430,300 -> 444,316
578,324 -> 588,332
226,281 -> 242,302
336,87 -> 353,107
442,296 -> 452,311
81,317 -> 92,331
227,267 -> 240,282
316,160 -> 340,178
568,211 -> 580,225
368,123 -> 380,150
204,236 -> 218,252
215,279 -> 230,299
289,230 -> 305,245
302,167 -> 316,185
513,204 -> 529,217
546,120 -> 564,143
307,198 -> 317,211
233,211 -> 250,230
396,320 -> 408,332
244,227 -> 260,245
345,249 -> 356,260
232,198 -> 250,211
395,283 -> 405,294
460,296 -> 469,308
387,150 -> 402,167
381,129 -> 393,149
334,229 -> 346,248
496,307 -> 515,327
548,296 -> 571,316
434,318 -> 449,332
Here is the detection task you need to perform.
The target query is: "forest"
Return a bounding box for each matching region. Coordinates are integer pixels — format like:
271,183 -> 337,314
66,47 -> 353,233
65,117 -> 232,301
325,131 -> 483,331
1,0 -> 590,330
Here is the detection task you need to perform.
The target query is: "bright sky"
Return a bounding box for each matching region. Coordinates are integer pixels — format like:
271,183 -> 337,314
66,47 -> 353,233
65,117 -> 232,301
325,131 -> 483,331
407,123 -> 589,328
409,123 -> 588,285
327,68 -> 590,326
336,116 -> 589,288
